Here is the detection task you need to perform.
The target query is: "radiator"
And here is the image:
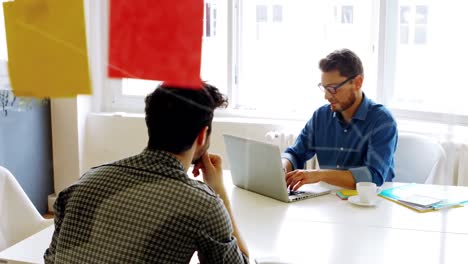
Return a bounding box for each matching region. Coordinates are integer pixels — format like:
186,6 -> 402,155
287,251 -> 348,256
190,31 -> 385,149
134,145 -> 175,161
439,141 -> 468,186
265,131 -> 316,169
265,130 -> 297,153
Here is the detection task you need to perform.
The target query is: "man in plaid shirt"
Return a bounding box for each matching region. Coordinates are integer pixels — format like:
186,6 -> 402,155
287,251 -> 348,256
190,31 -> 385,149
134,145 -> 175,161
44,83 -> 249,263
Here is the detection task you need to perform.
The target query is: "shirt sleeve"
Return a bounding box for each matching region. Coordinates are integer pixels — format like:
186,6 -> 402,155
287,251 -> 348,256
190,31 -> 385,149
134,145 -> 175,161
281,116 -> 317,170
349,166 -> 373,183
350,115 -> 398,186
196,197 -> 248,264
43,185 -> 76,264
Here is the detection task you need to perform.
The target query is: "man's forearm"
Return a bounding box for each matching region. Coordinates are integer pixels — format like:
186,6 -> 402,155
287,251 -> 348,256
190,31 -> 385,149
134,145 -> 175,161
319,170 -> 356,189
282,158 -> 293,173
215,188 -> 249,258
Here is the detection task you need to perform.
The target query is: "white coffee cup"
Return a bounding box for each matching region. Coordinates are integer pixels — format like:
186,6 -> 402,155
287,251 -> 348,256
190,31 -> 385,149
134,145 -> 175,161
356,182 -> 378,204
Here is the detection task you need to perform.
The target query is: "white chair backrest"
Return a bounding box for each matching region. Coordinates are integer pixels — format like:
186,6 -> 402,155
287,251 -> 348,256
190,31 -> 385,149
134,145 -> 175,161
393,133 -> 446,184
0,166 -> 53,251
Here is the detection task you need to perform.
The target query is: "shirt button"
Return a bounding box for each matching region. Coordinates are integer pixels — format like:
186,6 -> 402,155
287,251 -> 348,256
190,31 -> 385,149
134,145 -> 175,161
340,147 -> 344,151
344,129 -> 348,133
336,165 -> 340,168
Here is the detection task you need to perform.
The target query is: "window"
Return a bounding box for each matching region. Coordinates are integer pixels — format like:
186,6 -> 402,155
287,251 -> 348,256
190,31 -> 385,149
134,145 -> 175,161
73,0 -> 468,125
398,4 -> 428,45
341,5 -> 354,24
414,5 -> 428,44
272,5 -> 283,23
0,2 -> 8,89
399,6 -> 410,44
237,0 -> 377,116
391,0 -> 468,117
110,0 -> 377,117
0,2 -> 6,60
204,2 -> 217,37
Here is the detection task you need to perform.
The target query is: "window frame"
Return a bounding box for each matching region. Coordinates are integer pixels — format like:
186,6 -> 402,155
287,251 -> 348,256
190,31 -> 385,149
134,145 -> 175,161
97,0 -> 468,126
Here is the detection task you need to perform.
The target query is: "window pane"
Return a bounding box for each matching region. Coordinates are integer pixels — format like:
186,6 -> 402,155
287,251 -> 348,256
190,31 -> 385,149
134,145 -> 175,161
392,1 -> 468,115
0,3 -> 7,61
273,5 -> 283,23
205,3 -> 213,37
237,0 -> 377,115
0,3 -> 8,91
122,0 -> 227,96
122,79 -> 161,96
400,6 -> 410,24
256,5 -> 268,22
201,0 -> 227,91
400,25 -> 409,44
341,6 -> 353,24
414,26 -> 427,44
415,5 -> 428,24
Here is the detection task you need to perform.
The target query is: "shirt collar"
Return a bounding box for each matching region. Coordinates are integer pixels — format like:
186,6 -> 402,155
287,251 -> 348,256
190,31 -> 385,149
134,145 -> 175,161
352,93 -> 370,121
141,148 -> 185,170
113,148 -> 187,180
333,93 -> 370,122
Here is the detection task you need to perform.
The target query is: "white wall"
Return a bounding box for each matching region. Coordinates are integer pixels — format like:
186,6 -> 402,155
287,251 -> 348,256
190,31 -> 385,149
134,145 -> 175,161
83,114 -> 305,172
51,99 -> 81,193
57,112 -> 305,194
83,113 -> 147,169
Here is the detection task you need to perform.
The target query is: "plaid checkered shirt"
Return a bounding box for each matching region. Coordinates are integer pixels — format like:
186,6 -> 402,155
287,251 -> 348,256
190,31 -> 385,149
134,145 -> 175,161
44,149 -> 248,263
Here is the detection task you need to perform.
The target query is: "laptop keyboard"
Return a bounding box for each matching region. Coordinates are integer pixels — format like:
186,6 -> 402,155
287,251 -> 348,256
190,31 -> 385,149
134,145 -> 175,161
288,190 -> 305,196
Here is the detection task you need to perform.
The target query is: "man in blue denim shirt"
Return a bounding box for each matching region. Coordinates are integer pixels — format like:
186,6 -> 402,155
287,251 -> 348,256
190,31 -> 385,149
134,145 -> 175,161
283,49 -> 397,190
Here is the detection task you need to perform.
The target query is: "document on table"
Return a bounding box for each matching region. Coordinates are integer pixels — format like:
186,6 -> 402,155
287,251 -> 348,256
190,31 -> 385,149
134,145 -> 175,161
379,183 -> 468,212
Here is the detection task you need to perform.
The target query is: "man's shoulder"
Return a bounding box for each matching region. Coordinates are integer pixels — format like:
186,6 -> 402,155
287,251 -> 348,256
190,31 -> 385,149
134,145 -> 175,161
366,99 -> 395,122
363,101 -> 397,134
183,178 -> 221,203
66,165 -> 222,218
92,163 -> 219,200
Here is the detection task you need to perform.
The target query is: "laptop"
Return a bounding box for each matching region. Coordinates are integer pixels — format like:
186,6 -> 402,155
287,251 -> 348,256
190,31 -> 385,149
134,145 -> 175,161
223,134 -> 331,203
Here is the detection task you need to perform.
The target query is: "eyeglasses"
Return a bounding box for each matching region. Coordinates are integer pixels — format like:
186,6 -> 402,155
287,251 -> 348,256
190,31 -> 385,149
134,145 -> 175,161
318,75 -> 358,94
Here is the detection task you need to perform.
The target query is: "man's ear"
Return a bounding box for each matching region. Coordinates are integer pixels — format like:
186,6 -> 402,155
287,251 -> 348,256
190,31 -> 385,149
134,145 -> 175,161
353,75 -> 364,90
196,126 -> 209,146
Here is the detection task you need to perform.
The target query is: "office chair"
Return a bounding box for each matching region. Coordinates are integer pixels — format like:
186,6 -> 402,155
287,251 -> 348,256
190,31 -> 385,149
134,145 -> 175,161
0,166 -> 53,251
393,133 -> 446,184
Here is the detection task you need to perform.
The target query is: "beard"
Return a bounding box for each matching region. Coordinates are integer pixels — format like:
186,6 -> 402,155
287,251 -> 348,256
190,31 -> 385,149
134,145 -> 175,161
191,138 -> 210,165
330,92 -> 356,112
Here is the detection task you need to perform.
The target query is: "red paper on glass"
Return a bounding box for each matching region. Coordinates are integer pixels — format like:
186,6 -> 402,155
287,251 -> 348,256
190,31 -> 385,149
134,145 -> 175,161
108,0 -> 203,88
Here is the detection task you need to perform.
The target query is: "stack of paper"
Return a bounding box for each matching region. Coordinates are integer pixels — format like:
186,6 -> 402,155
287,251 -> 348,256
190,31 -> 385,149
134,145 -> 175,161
379,183 -> 468,212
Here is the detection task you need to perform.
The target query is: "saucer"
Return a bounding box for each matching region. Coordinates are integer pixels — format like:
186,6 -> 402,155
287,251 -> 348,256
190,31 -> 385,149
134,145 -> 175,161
348,195 -> 378,207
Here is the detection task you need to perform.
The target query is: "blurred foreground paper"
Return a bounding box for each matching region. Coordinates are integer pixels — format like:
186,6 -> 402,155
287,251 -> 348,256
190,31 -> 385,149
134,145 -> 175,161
3,0 -> 91,98
108,0 -> 203,88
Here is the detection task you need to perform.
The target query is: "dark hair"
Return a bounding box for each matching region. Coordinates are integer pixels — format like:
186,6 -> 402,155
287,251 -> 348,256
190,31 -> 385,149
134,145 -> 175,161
144,82 -> 228,154
319,49 -> 364,78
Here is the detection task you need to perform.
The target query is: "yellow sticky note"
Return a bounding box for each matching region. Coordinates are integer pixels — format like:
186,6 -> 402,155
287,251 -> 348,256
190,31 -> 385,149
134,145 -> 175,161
3,0 -> 91,98
340,189 -> 358,196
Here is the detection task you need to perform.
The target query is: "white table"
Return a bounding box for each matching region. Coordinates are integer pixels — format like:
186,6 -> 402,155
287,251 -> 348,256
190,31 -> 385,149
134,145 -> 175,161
228,182 -> 468,264
2,171 -> 468,264
0,225 -> 53,264
230,181 -> 468,235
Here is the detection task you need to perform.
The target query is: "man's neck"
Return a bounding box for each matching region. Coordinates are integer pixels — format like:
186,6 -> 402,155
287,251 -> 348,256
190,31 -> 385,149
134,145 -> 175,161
341,93 -> 363,123
171,152 -> 193,173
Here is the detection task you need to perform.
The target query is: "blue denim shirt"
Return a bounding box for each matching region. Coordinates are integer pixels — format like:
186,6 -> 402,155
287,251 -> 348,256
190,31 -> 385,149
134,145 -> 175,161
282,94 -> 398,186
